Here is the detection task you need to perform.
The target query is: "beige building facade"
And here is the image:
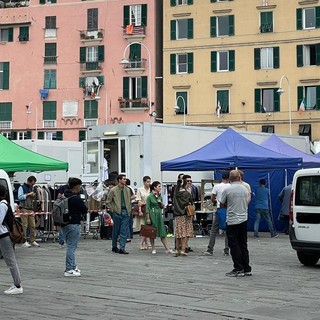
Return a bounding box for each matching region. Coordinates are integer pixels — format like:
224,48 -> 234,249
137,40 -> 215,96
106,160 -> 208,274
163,0 -> 320,141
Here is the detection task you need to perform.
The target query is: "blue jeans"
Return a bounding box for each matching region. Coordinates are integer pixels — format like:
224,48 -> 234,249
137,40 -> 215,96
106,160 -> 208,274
112,209 -> 130,250
254,209 -> 277,237
58,228 -> 65,244
62,224 -> 80,271
207,211 -> 228,252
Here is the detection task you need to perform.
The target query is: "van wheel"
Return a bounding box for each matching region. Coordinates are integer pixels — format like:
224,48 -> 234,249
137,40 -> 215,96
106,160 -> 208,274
297,251 -> 319,266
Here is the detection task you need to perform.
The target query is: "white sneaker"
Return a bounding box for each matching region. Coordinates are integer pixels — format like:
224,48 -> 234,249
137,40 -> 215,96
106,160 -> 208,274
30,241 -> 40,247
151,249 -> 156,254
165,249 -> 175,254
64,270 -> 81,277
22,242 -> 31,248
74,266 -> 81,273
4,285 -> 23,295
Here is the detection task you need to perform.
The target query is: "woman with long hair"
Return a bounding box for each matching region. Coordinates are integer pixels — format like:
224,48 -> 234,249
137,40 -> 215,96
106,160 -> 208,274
146,181 -> 174,254
173,177 -> 194,256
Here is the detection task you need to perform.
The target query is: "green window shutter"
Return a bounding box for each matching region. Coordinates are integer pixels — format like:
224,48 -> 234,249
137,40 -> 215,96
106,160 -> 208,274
19,26 -> 29,40
170,20 -> 176,40
316,44 -> 320,65
26,131 -> 32,139
254,89 -> 261,113
45,43 -> 56,57
39,0 -> 45,4
211,0 -> 217,3
176,91 -> 188,114
97,76 -> 104,85
170,54 -> 176,74
229,15 -> 234,36
254,48 -> 261,70
11,132 -> 17,140
56,131 -> 63,141
217,90 -> 229,113
274,88 -> 280,112
296,45 -> 303,67
44,70 -> 56,89
188,0 -> 193,4
43,101 -> 57,120
0,103 -> 12,121
273,47 -> 279,69
123,77 -> 129,99
296,8 -> 302,30
141,4 -> 147,26
187,53 -> 193,74
51,0 -> 56,3
79,77 -> 85,88
170,0 -> 176,6
51,70 -> 56,88
129,43 -> 141,60
229,50 -> 235,71
141,76 -> 148,98
80,47 -> 86,63
187,19 -> 193,39
316,86 -> 320,110
84,100 -> 98,118
79,130 -> 86,142
316,7 -> 320,28
123,6 -> 130,26
297,86 -> 304,110
98,46 -> 104,62
38,132 -> 44,140
211,51 -> 217,72
3,62 -> 9,90
8,28 -> 13,42
210,17 -> 217,37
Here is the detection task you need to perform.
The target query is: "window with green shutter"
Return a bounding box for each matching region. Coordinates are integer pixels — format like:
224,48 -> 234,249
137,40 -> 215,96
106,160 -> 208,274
98,46 -> 104,62
297,86 -> 320,110
38,132 -> 44,139
44,43 -> 57,64
170,54 -> 176,74
211,15 -> 234,37
0,28 -> 13,42
297,7 -> 320,30
44,70 -> 56,89
173,19 -> 193,40
43,101 -> 57,120
187,53 -> 193,73
217,90 -> 229,114
87,8 -> 98,31
0,62 -> 10,90
254,88 -> 279,113
0,102 -> 12,121
84,100 -> 98,119
175,91 -> 188,115
19,26 -> 29,41
260,12 -> 273,33
79,130 -> 86,142
129,43 -> 141,61
254,47 -> 279,70
124,4 -> 147,27
297,44 -> 320,67
211,50 -> 235,72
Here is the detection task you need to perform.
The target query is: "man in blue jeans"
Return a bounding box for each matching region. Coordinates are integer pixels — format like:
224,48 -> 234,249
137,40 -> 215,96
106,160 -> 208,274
253,179 -> 278,238
106,174 -> 132,254
61,178 -> 87,277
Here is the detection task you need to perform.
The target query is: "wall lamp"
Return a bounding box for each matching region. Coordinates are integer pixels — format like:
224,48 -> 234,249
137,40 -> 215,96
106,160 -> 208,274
103,131 -> 119,136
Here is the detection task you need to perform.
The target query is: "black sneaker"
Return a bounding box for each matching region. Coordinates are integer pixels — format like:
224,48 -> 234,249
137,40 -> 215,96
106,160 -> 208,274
186,247 -> 193,252
112,247 -> 120,253
119,249 -> 129,254
225,269 -> 245,277
203,250 -> 213,256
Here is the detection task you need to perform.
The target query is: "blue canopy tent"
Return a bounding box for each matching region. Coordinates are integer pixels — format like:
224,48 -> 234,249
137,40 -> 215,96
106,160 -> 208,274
160,128 -> 303,232
261,134 -> 320,168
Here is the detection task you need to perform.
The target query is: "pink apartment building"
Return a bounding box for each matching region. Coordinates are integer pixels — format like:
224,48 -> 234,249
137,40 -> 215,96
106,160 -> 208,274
0,0 -> 163,141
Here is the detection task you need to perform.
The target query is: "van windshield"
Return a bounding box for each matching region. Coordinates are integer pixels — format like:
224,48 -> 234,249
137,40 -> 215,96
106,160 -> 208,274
295,175 -> 320,206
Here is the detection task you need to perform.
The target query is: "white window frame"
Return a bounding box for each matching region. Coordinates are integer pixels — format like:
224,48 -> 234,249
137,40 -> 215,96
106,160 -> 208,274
305,86 -> 317,110
303,7 -> 316,29
217,16 -> 229,37
87,47 -> 98,62
177,0 -> 188,5
17,131 -> 28,140
176,53 -> 188,74
1,132 -> 11,139
216,89 -> 230,114
260,47 -> 274,69
217,51 -> 229,72
130,5 -> 142,26
129,77 -> 142,99
44,132 -> 56,140
43,120 -> 56,128
176,19 -> 188,40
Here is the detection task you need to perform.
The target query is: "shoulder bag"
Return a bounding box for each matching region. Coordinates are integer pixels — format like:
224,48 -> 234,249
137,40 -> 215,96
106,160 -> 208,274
186,204 -> 196,217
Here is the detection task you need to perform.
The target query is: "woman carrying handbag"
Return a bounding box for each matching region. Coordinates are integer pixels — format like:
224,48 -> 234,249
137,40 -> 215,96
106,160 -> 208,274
145,181 -> 174,255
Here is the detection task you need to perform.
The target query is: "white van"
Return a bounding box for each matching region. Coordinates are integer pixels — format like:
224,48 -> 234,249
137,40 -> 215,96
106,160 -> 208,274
0,169 -> 14,210
290,168 -> 320,266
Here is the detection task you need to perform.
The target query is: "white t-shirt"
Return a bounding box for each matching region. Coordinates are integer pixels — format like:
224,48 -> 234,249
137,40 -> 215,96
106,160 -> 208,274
212,182 -> 230,208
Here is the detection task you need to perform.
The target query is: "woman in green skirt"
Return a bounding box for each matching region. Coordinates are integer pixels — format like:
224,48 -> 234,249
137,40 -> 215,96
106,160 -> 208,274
146,181 -> 174,255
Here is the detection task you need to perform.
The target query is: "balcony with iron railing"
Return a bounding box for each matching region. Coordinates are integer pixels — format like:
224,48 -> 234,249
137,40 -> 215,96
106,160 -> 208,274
260,23 -> 273,33
79,29 -> 104,42
118,97 -> 149,113
122,58 -> 146,74
0,0 -> 29,8
44,56 -> 57,65
123,25 -> 146,41
80,61 -> 102,74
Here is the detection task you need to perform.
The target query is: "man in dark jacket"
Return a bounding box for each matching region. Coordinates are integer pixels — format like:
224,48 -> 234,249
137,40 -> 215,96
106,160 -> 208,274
61,178 -> 87,277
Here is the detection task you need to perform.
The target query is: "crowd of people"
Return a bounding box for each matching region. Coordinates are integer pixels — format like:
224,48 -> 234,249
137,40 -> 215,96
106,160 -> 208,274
0,170 -> 292,294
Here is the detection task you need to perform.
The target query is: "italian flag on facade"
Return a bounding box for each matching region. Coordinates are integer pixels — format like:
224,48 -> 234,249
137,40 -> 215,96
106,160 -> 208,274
299,98 -> 306,113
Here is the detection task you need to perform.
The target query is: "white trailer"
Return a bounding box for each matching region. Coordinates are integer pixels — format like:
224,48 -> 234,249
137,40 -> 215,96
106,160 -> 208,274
13,140 -> 82,185
83,122 -> 310,188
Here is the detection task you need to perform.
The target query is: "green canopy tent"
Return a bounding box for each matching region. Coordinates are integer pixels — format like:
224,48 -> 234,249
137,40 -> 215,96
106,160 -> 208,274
0,134 -> 68,172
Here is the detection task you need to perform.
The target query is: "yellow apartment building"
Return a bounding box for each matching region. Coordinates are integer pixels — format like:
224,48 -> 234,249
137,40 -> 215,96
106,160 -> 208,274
163,0 -> 320,142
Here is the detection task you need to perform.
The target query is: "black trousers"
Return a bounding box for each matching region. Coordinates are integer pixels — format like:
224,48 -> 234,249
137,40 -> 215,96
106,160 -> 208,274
226,221 -> 251,272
